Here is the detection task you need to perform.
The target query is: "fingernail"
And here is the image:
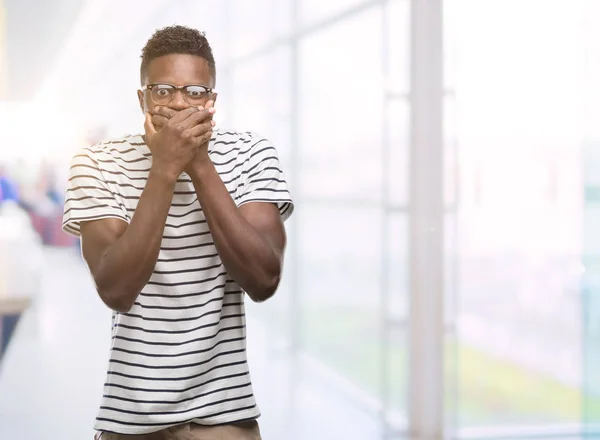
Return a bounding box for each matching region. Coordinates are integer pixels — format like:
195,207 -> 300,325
211,120 -> 216,127
209,107 -> 216,114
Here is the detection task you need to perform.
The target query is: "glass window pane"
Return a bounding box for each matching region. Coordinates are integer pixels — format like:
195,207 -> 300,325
452,0 -> 580,141
386,99 -> 409,207
298,204 -> 384,412
447,0 -> 586,434
582,159 -> 600,428
385,0 -> 410,95
228,0 -> 278,59
229,48 -> 293,165
229,55 -> 271,132
583,0 -> 600,141
383,214 -> 408,422
385,214 -> 408,322
299,7 -> 383,201
445,96 -> 458,208
300,0 -> 368,26
297,206 -> 407,427
444,0 -> 458,91
385,326 -> 408,429
582,0 -> 600,427
445,213 -> 459,328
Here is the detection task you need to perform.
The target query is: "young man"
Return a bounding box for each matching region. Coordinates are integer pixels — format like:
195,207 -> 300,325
63,25 -> 293,439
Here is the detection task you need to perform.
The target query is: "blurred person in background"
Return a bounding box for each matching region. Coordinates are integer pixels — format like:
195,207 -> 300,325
62,25 -> 293,440
34,162 -> 66,244
40,161 -> 63,206
0,164 -> 20,205
11,161 -> 65,244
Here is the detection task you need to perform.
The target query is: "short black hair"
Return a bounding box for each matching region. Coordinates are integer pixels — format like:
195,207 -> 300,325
140,25 -> 216,86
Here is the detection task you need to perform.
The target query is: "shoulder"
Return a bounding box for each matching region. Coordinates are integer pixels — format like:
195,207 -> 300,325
211,129 -> 276,161
70,134 -> 147,170
89,134 -> 145,156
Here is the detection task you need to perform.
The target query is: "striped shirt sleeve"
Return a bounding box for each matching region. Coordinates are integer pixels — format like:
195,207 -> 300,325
237,135 -> 294,222
62,149 -> 128,237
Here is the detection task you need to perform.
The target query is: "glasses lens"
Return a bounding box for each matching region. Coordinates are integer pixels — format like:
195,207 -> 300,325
184,86 -> 209,104
151,85 -> 175,104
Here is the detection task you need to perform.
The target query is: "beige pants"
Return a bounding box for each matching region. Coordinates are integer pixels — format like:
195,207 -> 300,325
96,420 -> 261,440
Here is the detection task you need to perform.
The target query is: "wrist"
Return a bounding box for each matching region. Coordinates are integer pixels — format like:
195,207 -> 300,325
187,154 -> 215,180
149,165 -> 179,186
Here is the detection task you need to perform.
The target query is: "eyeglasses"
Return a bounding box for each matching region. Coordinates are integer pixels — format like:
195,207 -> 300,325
143,84 -> 215,106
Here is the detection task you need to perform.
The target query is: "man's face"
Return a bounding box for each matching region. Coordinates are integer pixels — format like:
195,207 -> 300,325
137,54 -> 216,114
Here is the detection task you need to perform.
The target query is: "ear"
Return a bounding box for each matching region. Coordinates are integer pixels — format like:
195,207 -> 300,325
211,92 -> 218,105
137,90 -> 145,114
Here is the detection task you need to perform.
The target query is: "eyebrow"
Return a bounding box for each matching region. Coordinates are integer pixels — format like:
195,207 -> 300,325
148,83 -> 211,88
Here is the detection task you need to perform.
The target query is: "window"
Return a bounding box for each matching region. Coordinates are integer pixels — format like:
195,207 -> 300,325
298,7 -> 383,202
300,0 -> 370,26
446,0 -> 590,434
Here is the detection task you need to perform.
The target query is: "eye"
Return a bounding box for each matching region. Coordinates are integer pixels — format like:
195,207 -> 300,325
186,86 -> 207,98
149,85 -> 175,104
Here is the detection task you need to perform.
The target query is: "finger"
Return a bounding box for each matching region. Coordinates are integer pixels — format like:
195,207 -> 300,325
204,101 -> 217,118
151,106 -> 177,119
181,108 -> 213,127
144,112 -> 156,135
151,114 -> 169,128
196,130 -> 213,147
169,106 -> 200,124
189,121 -> 213,138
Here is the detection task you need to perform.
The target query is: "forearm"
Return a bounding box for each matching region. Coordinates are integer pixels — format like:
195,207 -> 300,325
190,163 -> 281,302
95,170 -> 175,312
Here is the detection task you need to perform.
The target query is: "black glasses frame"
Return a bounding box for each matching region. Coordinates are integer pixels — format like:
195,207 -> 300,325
143,84 -> 215,105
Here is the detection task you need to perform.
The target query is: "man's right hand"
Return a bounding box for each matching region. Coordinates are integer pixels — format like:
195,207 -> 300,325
144,107 -> 211,182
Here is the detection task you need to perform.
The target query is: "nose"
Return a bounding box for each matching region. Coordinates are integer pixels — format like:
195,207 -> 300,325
168,90 -> 189,110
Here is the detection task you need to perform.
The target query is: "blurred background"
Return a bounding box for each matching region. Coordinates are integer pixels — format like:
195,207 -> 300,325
0,0 -> 599,439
